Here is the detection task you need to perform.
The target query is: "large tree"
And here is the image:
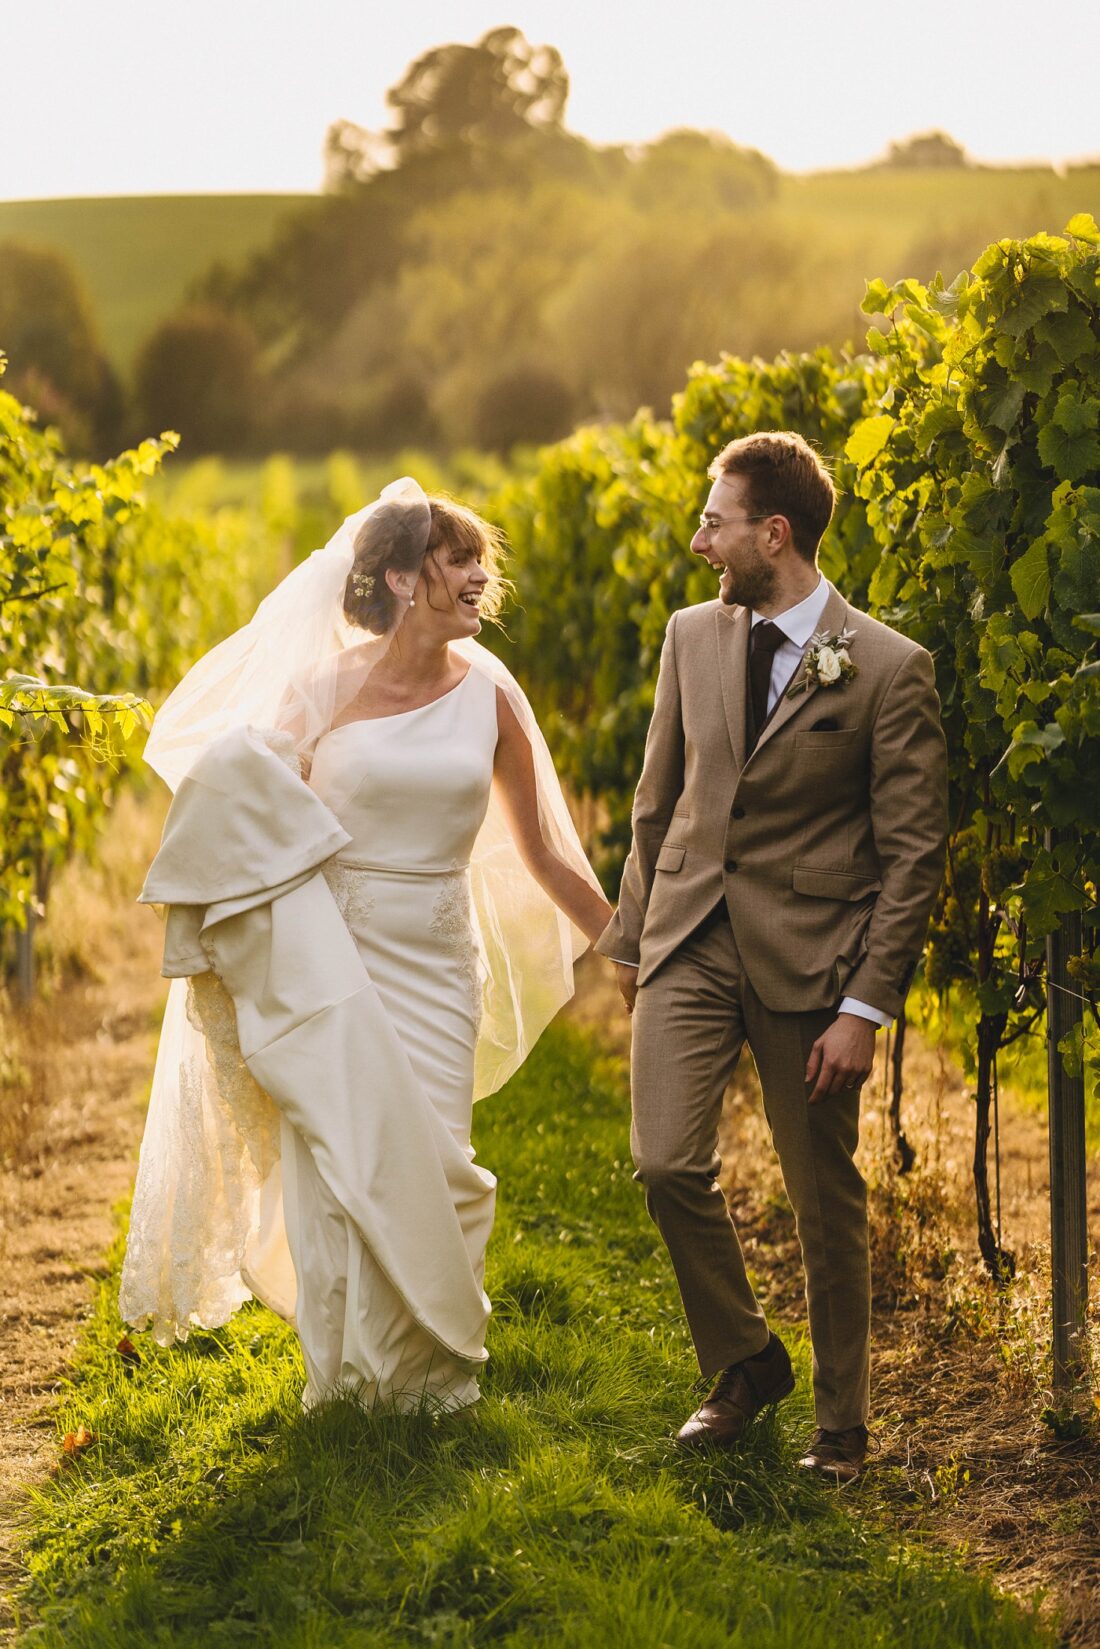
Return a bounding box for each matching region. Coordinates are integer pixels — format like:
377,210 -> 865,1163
325,26 -> 569,187
628,130 -> 778,212
883,130 -> 970,168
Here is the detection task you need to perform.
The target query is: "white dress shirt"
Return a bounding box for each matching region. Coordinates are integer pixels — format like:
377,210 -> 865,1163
614,575 -> 892,1031
751,574 -> 830,715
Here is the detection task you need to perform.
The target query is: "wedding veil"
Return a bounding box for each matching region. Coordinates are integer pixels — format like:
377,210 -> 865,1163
123,477 -> 601,1343
143,477 -> 430,788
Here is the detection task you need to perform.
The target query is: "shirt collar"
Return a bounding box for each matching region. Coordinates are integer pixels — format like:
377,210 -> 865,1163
750,573 -> 827,648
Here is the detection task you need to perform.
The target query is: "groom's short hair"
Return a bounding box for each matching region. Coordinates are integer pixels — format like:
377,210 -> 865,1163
709,432 -> 835,562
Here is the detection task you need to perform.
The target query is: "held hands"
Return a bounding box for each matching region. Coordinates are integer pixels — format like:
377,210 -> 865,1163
613,962 -> 639,1015
805,1013 -> 876,1104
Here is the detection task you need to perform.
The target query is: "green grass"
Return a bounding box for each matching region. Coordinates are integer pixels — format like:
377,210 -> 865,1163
13,1025 -> 1051,1646
0,195 -> 313,371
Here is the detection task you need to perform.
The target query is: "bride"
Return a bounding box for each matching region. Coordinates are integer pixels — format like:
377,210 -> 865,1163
120,478 -> 612,1412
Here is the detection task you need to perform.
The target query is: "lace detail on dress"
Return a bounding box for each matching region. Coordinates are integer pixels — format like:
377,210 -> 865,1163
322,861 -> 376,929
186,971 -> 281,1178
258,727 -> 303,779
119,974 -> 278,1347
430,870 -> 483,1031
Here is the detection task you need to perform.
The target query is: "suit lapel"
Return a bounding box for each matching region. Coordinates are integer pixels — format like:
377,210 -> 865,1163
751,582 -> 851,759
715,603 -> 749,772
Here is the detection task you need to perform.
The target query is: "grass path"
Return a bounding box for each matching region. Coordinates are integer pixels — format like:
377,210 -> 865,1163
11,1025 -> 1050,1647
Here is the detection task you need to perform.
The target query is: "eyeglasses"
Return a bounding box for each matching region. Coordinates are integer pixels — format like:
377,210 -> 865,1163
697,512 -> 772,538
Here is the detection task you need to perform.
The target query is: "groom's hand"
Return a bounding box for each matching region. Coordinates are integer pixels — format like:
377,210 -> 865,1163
613,962 -> 639,1015
805,1014 -> 876,1104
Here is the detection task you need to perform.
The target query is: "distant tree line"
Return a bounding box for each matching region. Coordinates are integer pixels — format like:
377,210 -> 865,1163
164,26 -> 789,456
0,28 -> 1065,460
879,130 -> 969,168
0,28 -> 797,456
0,243 -> 123,455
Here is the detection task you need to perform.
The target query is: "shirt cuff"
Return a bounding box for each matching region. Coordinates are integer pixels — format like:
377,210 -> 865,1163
838,996 -> 893,1030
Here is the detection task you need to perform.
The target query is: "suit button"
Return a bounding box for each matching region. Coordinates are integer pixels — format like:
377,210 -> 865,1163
724,859 -> 738,873
731,806 -> 745,819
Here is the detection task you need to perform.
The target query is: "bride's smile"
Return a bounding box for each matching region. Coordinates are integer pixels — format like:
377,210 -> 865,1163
414,541 -> 491,637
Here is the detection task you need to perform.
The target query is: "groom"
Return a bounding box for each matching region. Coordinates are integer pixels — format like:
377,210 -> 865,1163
596,432 -> 947,1482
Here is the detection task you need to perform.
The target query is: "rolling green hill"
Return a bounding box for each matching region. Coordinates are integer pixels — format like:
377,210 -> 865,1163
0,194 -> 315,373
2,165 -> 1096,426
775,164 -> 1100,283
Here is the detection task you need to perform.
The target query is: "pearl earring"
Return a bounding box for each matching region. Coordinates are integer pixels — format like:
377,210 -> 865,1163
408,595 -> 416,608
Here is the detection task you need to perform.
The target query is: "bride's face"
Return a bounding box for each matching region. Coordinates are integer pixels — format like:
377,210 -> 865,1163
415,540 -> 490,637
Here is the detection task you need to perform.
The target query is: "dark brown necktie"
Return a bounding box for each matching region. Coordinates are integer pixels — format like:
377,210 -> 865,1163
747,620 -> 787,752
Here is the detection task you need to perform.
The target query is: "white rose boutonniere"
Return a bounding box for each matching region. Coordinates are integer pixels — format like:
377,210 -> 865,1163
816,647 -> 842,683
787,628 -> 858,698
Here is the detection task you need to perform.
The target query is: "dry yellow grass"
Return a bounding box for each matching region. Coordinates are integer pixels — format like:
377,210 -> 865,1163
0,785 -> 169,1629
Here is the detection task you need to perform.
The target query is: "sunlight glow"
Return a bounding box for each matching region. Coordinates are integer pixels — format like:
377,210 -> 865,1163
2,0 -> 1096,201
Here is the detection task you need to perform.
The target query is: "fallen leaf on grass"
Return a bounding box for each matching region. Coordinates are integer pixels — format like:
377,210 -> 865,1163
116,1334 -> 141,1368
60,1426 -> 95,1459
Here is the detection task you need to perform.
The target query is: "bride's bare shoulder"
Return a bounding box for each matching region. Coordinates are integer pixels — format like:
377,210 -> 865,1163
334,636 -> 385,673
295,637 -> 382,690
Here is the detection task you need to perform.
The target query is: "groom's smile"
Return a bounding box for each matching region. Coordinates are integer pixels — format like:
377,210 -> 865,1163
689,475 -> 779,610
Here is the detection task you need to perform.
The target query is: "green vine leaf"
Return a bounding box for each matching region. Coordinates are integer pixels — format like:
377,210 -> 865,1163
1037,419 -> 1100,484
1009,539 -> 1051,619
1066,213 -> 1100,246
845,414 -> 896,467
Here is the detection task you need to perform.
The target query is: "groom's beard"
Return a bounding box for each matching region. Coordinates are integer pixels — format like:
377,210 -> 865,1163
721,545 -> 778,610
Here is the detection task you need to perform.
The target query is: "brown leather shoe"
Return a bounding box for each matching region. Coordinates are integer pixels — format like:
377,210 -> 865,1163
676,1333 -> 795,1447
797,1423 -> 869,1484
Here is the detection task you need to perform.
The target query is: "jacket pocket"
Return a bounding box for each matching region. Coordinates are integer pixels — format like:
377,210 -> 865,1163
795,729 -> 860,751
655,843 -> 686,873
792,866 -> 881,901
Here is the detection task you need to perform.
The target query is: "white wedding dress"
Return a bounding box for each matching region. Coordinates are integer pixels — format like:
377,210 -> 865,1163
121,633 -> 601,1415
288,663 -> 498,1409
119,481 -> 603,1410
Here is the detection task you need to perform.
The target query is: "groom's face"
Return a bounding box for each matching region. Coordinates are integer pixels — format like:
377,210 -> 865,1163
690,474 -> 778,610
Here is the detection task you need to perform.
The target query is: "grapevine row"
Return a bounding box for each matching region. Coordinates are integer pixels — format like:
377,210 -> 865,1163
483,218 -> 1100,1270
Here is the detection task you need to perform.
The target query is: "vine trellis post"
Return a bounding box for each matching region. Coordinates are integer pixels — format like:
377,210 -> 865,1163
13,911 -> 36,1004
1044,828 -> 1089,1397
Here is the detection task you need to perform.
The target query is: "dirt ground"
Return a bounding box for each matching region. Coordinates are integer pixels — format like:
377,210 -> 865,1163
2,801 -> 1098,1642
0,790 -> 169,1633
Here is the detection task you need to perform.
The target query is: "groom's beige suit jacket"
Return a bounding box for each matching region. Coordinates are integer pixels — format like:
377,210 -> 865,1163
595,582 -> 947,1020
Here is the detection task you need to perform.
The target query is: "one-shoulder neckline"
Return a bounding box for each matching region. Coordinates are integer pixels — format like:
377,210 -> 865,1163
322,664 -> 475,734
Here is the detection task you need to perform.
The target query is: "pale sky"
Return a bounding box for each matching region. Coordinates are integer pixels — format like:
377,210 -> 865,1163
2,0 -> 1097,200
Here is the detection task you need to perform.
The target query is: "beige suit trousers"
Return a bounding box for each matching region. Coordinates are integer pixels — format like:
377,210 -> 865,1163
631,902 -> 870,1431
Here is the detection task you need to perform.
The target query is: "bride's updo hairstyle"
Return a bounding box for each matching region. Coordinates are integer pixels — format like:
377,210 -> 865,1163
344,495 -> 509,633
344,500 -> 427,634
